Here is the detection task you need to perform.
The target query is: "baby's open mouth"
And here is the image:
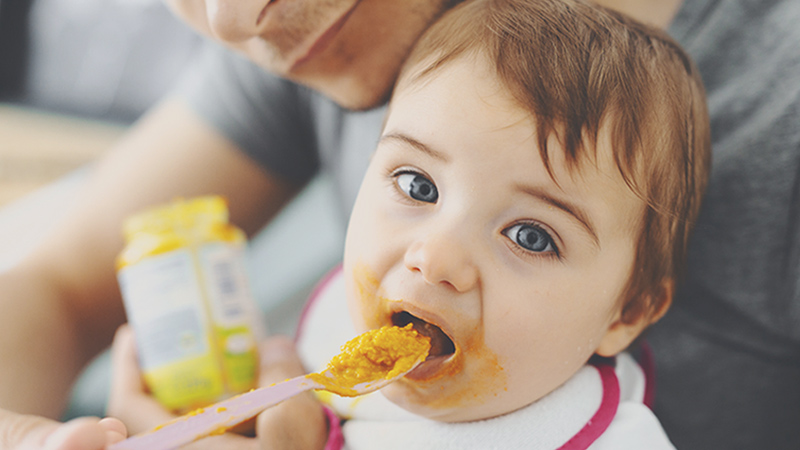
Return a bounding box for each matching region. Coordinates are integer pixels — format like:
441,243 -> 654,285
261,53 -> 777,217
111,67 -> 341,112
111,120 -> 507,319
392,311 -> 455,359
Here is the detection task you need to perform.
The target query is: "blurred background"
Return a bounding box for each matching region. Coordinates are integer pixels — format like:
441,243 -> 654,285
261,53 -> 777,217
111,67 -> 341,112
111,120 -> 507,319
0,0 -> 203,204
0,0 -> 344,420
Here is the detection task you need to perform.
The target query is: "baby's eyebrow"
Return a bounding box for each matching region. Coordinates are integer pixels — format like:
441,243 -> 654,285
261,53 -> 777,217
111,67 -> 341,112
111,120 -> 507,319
379,132 -> 449,162
516,184 -> 600,248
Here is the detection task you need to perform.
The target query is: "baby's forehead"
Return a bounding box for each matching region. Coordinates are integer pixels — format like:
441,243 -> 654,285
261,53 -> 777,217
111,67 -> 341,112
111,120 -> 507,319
535,125 -> 642,192
394,53 -> 650,205
491,107 -> 644,197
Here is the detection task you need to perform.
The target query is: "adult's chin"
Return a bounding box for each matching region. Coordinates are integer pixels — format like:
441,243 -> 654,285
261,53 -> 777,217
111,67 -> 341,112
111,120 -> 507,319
287,58 -> 396,111
315,78 -> 393,111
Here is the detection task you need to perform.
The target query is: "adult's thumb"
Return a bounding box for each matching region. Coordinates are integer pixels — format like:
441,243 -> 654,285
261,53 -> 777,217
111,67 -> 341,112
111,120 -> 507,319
258,336 -> 306,386
0,409 -> 107,450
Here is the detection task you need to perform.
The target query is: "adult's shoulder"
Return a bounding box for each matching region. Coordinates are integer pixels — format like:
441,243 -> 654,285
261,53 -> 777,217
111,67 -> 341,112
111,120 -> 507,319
169,40 -> 325,183
669,0 -> 800,74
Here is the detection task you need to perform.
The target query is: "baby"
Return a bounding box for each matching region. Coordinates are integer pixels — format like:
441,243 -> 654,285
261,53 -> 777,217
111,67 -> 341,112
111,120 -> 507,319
296,0 -> 710,448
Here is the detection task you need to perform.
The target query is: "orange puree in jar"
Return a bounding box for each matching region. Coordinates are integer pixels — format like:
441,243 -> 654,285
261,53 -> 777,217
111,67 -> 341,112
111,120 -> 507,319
309,324 -> 430,396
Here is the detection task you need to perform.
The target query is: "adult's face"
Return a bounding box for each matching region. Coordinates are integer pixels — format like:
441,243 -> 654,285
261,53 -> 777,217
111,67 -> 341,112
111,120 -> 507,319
163,0 -> 458,110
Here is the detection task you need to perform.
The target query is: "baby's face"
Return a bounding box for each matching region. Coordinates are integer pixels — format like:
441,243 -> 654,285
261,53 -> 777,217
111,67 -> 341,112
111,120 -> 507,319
343,56 -> 647,422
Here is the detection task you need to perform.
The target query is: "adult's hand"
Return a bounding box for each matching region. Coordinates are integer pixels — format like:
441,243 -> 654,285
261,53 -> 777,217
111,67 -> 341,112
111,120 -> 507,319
0,98 -> 298,419
0,409 -> 126,450
254,337 -> 330,450
107,326 -> 328,450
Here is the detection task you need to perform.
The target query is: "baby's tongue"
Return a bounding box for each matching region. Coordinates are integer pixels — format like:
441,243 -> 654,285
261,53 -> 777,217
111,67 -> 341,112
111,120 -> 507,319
393,312 -> 455,358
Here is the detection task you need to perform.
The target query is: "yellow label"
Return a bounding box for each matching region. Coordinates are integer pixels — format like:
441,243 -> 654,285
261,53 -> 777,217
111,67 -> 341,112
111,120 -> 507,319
118,196 -> 262,412
145,354 -> 226,412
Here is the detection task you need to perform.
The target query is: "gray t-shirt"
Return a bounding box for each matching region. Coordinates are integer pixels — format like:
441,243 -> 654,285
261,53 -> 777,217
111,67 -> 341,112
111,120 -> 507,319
175,42 -> 385,225
651,1 -> 800,449
175,1 -> 800,447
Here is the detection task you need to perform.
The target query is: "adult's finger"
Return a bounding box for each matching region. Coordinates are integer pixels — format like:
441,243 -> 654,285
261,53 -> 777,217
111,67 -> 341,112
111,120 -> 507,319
107,325 -> 173,434
97,418 -> 127,446
0,409 -> 60,450
258,336 -> 307,385
0,409 -> 107,450
108,325 -> 144,401
177,338 -> 321,450
40,418 -> 110,450
255,337 -> 328,450
106,329 -> 262,450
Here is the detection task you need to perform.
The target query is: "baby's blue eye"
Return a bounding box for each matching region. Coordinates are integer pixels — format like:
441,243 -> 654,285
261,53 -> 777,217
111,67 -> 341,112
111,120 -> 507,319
396,172 -> 438,203
504,223 -> 556,253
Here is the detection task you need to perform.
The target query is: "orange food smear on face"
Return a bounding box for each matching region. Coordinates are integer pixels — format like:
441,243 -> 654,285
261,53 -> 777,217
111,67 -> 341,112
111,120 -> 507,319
308,324 -> 430,396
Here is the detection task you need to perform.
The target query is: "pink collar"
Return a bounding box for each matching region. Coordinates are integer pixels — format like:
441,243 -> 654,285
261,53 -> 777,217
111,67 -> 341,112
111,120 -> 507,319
557,358 -> 620,450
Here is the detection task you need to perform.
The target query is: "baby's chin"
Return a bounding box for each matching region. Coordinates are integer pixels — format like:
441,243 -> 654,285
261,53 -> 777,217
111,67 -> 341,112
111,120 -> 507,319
379,384 -> 465,422
378,381 -> 500,423
379,370 -> 555,424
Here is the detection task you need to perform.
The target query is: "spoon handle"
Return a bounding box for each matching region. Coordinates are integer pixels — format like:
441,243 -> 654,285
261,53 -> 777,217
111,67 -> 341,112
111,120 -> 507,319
109,375 -> 322,450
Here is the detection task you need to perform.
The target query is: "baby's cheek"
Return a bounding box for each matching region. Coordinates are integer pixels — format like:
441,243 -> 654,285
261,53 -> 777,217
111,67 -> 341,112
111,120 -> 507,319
346,263 -> 383,328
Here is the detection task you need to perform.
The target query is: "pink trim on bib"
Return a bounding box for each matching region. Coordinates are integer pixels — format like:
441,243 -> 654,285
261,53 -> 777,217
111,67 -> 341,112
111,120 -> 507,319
296,265 -> 346,450
556,359 -> 620,450
322,405 -> 345,450
295,264 -> 343,344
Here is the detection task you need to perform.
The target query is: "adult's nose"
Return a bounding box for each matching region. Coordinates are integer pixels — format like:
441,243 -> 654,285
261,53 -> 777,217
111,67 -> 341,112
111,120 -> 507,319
205,0 -> 268,42
403,227 -> 479,293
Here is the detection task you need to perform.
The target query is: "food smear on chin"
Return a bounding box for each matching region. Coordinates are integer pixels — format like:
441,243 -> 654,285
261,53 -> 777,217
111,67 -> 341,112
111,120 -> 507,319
308,324 -> 431,396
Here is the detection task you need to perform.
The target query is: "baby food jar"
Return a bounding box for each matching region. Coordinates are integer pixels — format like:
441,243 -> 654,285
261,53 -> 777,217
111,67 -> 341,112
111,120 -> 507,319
116,196 -> 264,412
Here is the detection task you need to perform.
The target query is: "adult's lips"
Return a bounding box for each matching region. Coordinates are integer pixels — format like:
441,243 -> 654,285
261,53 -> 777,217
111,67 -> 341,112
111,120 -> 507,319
392,311 -> 455,359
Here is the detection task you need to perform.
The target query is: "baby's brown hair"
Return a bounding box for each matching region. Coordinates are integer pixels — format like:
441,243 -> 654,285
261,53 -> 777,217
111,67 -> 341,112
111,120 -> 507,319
397,0 -> 711,323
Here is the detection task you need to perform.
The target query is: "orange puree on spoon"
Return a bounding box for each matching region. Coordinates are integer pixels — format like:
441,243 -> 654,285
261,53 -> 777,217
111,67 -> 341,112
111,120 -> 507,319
110,325 -> 430,450
308,324 -> 431,396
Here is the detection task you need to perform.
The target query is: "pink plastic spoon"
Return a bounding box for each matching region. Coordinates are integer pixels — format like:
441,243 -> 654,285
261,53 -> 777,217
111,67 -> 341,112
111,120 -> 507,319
109,326 -> 430,450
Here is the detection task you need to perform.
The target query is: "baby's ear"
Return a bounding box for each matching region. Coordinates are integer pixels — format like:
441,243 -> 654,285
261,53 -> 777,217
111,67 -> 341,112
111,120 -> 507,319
595,279 -> 674,357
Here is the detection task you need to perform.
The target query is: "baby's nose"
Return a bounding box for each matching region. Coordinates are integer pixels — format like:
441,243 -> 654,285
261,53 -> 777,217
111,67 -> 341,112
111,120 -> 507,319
403,231 -> 479,293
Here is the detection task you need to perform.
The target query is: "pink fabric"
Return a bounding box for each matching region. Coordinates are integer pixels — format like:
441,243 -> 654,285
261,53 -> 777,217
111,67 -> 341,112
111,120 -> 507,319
556,359 -> 621,450
296,265 -> 346,450
322,405 -> 345,450
295,264 -> 343,344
